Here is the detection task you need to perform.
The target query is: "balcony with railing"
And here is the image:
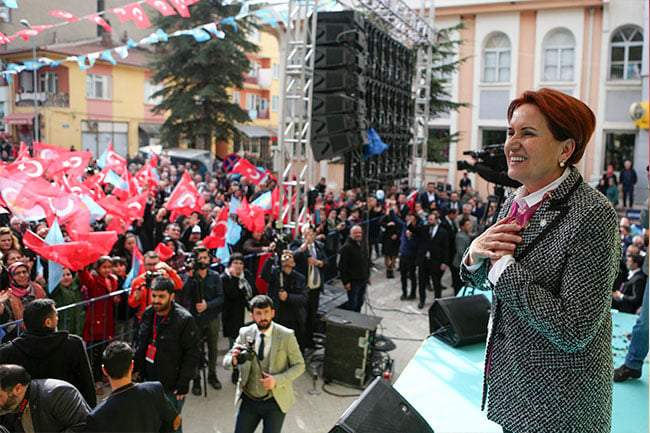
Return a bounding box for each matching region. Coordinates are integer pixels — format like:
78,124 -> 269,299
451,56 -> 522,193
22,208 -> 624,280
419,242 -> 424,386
15,91 -> 69,107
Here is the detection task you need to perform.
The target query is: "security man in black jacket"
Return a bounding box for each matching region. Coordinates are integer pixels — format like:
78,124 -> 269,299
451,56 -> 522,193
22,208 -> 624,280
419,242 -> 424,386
134,276 -> 199,432
338,225 -> 371,312
180,246 -> 225,395
261,249 -> 308,350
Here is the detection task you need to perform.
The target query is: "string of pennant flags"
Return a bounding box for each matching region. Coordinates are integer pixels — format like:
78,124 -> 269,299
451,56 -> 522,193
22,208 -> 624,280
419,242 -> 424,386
0,0 -> 339,82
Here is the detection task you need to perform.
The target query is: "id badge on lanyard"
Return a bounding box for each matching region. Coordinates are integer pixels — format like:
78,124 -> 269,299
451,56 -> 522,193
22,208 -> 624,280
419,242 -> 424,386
146,313 -> 166,363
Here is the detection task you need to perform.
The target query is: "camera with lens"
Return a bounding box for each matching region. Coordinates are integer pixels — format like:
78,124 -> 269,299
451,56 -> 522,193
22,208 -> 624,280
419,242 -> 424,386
235,339 -> 256,365
271,222 -> 289,255
184,252 -> 209,272
144,270 -> 163,288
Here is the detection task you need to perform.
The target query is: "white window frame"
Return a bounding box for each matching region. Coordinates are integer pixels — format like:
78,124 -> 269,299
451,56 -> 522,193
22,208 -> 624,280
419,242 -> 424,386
246,93 -> 260,111
144,80 -> 163,105
232,91 -> 241,105
609,25 -> 643,81
271,95 -> 279,112
86,73 -> 111,100
542,29 -> 575,82
39,71 -> 58,93
272,63 -> 280,80
482,33 -> 511,83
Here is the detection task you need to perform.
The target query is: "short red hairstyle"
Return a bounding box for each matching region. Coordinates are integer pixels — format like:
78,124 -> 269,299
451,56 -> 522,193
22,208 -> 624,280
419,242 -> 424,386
507,88 -> 596,166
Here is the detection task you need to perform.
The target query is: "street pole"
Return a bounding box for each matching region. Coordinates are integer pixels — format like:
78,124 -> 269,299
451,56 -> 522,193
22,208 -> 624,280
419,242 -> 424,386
31,37 -> 38,142
20,19 -> 38,143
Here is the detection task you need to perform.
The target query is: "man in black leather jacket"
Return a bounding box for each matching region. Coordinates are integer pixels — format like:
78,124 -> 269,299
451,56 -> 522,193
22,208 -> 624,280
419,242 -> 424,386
0,364 -> 90,432
134,276 -> 199,432
0,299 -> 96,408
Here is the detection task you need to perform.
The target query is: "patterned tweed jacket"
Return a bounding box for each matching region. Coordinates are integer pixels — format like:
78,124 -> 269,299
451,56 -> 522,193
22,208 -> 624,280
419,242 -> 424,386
461,167 -> 620,433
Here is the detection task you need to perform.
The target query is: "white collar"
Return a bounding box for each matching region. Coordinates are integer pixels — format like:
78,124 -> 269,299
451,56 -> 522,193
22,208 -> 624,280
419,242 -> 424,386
258,322 -> 274,339
514,168 -> 571,208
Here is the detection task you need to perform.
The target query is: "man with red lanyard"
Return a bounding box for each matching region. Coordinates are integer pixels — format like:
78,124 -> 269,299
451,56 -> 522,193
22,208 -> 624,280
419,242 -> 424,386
128,251 -> 184,320
134,277 -> 199,433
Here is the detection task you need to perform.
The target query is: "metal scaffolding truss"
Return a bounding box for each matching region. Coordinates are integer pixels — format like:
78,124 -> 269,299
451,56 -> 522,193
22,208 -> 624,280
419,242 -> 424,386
277,0 -> 436,229
277,0 -> 319,229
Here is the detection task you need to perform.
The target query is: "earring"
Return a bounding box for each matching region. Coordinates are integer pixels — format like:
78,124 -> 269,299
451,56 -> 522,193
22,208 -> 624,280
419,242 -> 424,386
559,161 -> 566,168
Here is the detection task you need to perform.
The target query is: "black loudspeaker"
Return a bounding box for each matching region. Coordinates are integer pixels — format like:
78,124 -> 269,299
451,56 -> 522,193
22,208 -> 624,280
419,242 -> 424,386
428,294 -> 491,347
323,309 -> 381,387
329,377 -> 433,433
311,131 -> 366,161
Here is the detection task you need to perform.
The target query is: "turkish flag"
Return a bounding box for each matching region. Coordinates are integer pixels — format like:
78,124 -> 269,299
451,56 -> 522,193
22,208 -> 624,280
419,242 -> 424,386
231,157 -> 265,185
0,32 -> 14,45
154,242 -> 175,261
256,253 -> 270,294
105,142 -> 127,175
49,10 -> 78,22
88,14 -> 112,32
168,0 -> 199,18
47,151 -> 92,179
135,162 -> 159,188
16,142 -> 31,161
236,197 -> 266,233
97,196 -> 130,223
23,230 -> 117,271
165,171 -> 204,216
33,142 -> 68,161
146,0 -> 177,16
127,3 -> 152,29
200,206 -> 228,249
3,158 -> 48,180
125,191 -> 148,220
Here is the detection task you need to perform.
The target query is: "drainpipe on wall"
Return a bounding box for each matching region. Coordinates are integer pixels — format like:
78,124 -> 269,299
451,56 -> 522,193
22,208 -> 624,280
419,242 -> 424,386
581,7 -> 595,176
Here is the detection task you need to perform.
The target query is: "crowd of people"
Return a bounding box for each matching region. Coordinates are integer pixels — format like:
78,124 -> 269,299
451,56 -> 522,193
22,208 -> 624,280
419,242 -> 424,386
0,116 -> 646,432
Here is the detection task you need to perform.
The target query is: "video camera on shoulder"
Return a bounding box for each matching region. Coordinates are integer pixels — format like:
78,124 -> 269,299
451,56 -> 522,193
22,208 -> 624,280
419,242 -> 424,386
185,252 -> 209,272
271,221 -> 289,255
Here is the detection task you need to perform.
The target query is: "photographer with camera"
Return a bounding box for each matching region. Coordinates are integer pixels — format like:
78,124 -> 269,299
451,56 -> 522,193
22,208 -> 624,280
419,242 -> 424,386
128,251 -> 184,321
179,245 -> 224,395
223,295 -> 305,433
260,249 -> 308,351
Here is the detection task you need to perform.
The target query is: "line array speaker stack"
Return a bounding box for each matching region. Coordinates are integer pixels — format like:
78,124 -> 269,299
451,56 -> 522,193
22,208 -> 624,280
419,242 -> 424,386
311,11 -> 414,189
312,11 -> 367,162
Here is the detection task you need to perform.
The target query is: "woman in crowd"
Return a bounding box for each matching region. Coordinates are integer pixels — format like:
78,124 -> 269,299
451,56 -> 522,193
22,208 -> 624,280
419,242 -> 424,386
49,267 -> 86,336
461,88 -> 619,433
0,226 -> 21,258
78,256 -> 119,394
0,262 -> 47,339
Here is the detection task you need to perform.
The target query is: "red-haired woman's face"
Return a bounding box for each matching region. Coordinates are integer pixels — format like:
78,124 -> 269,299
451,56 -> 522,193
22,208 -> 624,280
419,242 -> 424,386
505,104 -> 574,193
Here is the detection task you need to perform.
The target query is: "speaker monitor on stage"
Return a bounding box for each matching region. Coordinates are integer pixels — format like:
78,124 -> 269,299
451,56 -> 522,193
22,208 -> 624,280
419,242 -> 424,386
428,294 -> 491,347
328,377 -> 433,433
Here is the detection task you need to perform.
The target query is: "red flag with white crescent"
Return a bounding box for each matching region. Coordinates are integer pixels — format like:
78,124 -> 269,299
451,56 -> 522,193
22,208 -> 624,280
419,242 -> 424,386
49,10 -> 79,22
146,0 -> 177,16
47,151 -> 92,179
88,14 -> 112,32
200,206 -> 229,249
231,157 -> 265,186
165,171 -> 204,216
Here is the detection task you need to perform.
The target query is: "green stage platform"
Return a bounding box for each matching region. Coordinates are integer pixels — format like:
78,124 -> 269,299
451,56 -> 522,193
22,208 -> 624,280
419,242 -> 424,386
394,309 -> 649,433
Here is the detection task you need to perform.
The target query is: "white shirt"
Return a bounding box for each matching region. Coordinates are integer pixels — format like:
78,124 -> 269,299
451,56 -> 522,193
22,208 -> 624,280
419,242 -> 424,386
255,322 -> 273,361
467,168 -> 571,284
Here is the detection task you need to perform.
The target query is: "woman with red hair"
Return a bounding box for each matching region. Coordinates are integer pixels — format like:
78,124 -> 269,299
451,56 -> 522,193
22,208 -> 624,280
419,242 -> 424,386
462,88 -> 619,432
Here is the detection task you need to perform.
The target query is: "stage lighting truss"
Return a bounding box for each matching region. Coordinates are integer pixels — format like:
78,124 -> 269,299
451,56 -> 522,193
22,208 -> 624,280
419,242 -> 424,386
278,0 -> 436,225
277,0 -> 320,229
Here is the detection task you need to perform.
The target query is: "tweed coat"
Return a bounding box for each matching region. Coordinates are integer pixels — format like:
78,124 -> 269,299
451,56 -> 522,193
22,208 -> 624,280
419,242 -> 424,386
461,167 -> 620,433
223,322 -> 305,413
